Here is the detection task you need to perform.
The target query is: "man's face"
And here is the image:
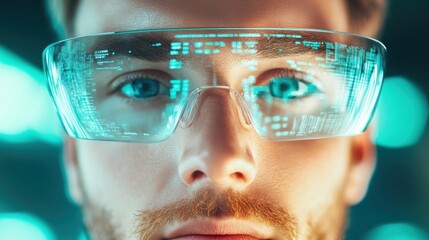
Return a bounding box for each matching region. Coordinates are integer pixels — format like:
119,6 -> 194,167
66,0 -> 376,239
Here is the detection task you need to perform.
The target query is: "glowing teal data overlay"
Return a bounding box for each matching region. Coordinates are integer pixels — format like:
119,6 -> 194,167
0,45 -> 61,143
44,28 -> 386,143
375,76 -> 428,148
0,212 -> 55,240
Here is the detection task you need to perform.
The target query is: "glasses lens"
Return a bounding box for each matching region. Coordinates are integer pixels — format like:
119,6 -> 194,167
44,29 -> 385,142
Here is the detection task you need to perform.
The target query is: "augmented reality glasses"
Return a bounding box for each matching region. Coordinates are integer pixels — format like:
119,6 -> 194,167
43,28 -> 386,143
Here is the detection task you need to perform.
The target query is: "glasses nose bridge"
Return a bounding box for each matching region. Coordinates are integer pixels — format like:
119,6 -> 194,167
179,86 -> 253,129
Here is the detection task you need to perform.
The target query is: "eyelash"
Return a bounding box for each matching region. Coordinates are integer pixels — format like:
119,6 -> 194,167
250,68 -> 322,101
257,68 -> 310,85
107,71 -> 174,107
108,68 -> 320,101
110,70 -> 170,92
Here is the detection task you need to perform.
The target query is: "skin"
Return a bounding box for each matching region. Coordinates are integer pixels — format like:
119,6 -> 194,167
64,0 -> 379,239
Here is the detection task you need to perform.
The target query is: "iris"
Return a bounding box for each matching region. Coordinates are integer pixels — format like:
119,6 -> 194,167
121,79 -> 160,99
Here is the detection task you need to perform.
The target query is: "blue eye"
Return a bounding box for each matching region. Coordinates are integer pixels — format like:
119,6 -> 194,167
120,79 -> 160,99
269,77 -> 319,100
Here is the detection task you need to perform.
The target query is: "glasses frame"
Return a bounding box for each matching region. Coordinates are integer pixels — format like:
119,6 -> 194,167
43,27 -> 387,143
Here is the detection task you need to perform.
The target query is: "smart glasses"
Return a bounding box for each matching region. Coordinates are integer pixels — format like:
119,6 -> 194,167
43,28 -> 386,142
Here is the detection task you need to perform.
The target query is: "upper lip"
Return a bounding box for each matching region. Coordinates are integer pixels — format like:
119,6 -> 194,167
163,217 -> 275,239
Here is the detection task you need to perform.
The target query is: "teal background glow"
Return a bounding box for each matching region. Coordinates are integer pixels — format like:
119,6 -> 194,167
375,76 -> 428,148
0,213 -> 55,240
0,45 -> 61,144
0,0 -> 428,239
365,223 -> 428,240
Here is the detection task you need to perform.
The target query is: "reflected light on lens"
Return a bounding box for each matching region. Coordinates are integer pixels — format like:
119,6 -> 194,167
0,212 -> 55,240
374,76 -> 428,148
365,223 -> 428,240
0,45 -> 61,144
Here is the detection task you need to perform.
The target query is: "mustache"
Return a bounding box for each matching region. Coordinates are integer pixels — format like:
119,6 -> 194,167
134,188 -> 297,239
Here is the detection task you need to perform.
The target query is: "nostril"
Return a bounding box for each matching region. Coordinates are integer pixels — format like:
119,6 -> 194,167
191,170 -> 205,181
231,172 -> 246,182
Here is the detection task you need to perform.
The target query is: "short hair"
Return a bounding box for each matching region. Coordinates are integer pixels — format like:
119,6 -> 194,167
46,0 -> 387,39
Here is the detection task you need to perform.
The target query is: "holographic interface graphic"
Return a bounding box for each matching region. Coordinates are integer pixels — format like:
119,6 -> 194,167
43,28 -> 386,142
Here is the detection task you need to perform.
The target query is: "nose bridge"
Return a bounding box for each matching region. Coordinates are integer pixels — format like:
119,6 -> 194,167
180,86 -> 251,129
186,87 -> 246,150
177,87 -> 256,189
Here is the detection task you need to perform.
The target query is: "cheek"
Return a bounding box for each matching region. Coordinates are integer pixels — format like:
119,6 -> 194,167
255,138 -> 351,213
76,140 -> 179,209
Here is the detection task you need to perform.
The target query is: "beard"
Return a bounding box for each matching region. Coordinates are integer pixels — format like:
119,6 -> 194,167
79,183 -> 348,240
134,188 -> 297,239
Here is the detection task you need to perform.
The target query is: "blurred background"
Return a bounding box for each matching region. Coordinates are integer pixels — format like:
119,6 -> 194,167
0,0 -> 428,239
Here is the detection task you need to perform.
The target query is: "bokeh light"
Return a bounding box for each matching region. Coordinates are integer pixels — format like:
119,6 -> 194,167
374,76 -> 428,148
0,45 -> 61,144
0,212 -> 55,240
365,223 -> 428,240
78,231 -> 89,240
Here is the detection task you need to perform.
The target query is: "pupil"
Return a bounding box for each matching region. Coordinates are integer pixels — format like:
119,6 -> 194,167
269,78 -> 298,100
132,79 -> 158,98
279,83 -> 290,92
140,83 -> 150,91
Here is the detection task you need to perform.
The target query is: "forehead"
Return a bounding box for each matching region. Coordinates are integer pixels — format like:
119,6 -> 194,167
74,0 -> 349,36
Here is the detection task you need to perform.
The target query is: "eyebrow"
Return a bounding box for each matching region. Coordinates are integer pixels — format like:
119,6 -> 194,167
88,34 -> 173,61
255,37 -> 326,58
87,33 -> 327,62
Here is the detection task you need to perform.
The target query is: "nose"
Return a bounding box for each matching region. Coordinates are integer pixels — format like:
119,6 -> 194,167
177,88 -> 256,190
